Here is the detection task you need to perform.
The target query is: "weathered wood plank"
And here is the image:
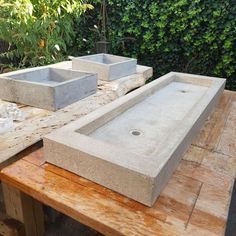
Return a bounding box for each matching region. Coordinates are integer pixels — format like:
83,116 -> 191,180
177,160 -> 234,191
183,145 -> 236,178
182,145 -> 205,165
1,160 -> 183,236
193,90 -> 234,150
44,161 -> 202,229
22,148 -> 45,167
193,183 -> 231,220
1,151 -> 233,235
187,208 -> 226,236
0,141 -> 43,170
216,100 -> 236,157
0,218 -> 25,236
201,151 -> 236,178
2,153 -> 232,235
2,183 -> 24,222
2,183 -> 44,236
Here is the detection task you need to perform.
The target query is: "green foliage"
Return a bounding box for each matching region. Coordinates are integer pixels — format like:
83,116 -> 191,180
0,0 -> 93,66
72,0 -> 236,90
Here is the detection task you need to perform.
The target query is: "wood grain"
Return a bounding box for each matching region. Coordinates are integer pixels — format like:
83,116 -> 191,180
0,218 -> 25,236
201,151 -> 236,178
177,160 -> 233,191
1,160 -> 183,236
2,183 -> 44,236
216,100 -> 236,157
193,90 -> 234,150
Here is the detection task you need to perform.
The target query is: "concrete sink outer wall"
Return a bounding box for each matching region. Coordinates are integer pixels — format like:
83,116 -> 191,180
44,72 -> 226,206
0,67 -> 97,111
72,54 -> 137,81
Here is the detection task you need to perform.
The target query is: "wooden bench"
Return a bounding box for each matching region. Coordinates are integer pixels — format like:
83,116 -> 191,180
0,90 -> 235,236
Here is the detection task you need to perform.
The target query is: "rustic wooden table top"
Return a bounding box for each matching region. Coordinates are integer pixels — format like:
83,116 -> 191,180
1,90 -> 235,236
0,64 -> 152,168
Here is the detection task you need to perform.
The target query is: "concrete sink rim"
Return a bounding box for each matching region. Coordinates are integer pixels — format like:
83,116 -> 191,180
75,53 -> 137,66
0,67 -> 95,88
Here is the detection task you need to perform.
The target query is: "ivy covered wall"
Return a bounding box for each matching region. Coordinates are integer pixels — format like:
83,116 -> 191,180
72,0 -> 236,90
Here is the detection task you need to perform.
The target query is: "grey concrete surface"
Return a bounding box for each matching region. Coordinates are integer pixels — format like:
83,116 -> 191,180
72,54 -> 137,81
0,67 -> 97,111
44,72 -> 226,206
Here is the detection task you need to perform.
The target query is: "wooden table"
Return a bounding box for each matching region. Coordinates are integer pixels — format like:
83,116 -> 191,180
0,90 -> 235,236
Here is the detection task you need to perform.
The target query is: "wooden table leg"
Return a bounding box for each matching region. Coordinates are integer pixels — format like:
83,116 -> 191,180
2,182 -> 45,236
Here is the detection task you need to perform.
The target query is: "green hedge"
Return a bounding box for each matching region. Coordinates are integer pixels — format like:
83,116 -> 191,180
72,0 -> 236,90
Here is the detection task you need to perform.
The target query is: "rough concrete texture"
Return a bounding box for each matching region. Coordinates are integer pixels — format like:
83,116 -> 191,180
0,67 -> 97,111
44,72 -> 225,206
72,54 -> 137,81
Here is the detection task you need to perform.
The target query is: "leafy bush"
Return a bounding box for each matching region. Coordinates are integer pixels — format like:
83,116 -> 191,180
0,0 -> 93,66
72,0 -> 236,90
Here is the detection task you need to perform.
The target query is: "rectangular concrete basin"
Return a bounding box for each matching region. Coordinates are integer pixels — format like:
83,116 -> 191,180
44,72 -> 225,206
72,53 -> 137,81
0,67 -> 97,111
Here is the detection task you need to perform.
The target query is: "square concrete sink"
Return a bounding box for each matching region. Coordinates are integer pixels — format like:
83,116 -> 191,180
0,67 -> 97,111
44,72 -> 225,206
72,53 -> 137,81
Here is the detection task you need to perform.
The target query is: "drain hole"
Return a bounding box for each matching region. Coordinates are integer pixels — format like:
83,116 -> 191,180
180,90 -> 187,93
130,129 -> 142,136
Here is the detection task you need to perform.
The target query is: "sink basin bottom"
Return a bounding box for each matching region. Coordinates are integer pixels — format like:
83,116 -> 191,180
89,82 -> 208,157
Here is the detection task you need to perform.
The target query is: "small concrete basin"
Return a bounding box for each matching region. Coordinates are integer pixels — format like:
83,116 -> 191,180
44,72 -> 225,206
72,53 -> 137,81
0,67 -> 97,110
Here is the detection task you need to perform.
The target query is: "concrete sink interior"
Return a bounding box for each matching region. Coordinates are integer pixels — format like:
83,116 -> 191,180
44,72 -> 225,206
72,53 -> 137,81
0,67 -> 97,111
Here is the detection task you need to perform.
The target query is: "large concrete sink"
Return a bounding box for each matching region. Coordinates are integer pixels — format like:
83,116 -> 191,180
44,72 -> 225,206
0,67 -> 97,110
72,53 -> 137,81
